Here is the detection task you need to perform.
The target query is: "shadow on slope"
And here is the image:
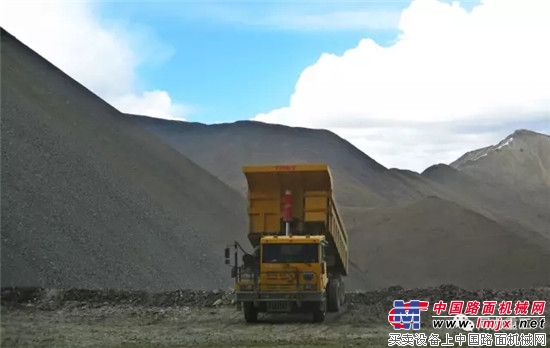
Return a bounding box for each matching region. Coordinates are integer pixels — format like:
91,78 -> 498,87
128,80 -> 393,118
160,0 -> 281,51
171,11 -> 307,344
345,196 -> 550,290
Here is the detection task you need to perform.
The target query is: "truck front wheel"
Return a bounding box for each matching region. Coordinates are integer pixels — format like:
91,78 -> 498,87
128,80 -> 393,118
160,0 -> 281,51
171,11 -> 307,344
327,279 -> 341,312
312,296 -> 327,323
313,308 -> 326,323
243,302 -> 258,323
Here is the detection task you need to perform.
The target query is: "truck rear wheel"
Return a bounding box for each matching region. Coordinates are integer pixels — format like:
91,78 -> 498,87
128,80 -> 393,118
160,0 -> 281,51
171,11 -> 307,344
339,280 -> 346,307
243,302 -> 258,323
327,279 -> 341,312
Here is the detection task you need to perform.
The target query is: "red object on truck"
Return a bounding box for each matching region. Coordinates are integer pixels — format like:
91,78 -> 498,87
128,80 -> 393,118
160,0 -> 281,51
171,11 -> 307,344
283,190 -> 292,222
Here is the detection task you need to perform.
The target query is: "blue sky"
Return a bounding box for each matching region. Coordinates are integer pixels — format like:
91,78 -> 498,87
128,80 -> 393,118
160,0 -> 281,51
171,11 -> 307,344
95,0 -> 485,123
2,0 -> 547,172
98,1 -> 414,123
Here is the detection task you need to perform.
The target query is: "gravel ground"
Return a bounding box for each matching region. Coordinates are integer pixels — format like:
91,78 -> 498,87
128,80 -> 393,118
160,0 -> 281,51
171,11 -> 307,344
2,286 -> 548,347
0,305 -> 391,348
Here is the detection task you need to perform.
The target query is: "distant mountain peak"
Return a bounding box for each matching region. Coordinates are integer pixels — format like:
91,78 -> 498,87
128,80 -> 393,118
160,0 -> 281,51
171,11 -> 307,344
421,163 -> 456,176
450,129 -> 548,169
512,129 -> 549,137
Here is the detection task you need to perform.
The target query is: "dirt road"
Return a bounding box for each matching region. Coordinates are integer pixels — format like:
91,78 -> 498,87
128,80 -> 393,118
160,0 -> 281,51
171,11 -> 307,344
1,305 -> 392,347
2,286 -> 549,347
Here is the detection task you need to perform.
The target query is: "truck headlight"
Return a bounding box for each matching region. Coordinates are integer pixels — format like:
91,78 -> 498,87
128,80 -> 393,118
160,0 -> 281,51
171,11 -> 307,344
302,272 -> 315,281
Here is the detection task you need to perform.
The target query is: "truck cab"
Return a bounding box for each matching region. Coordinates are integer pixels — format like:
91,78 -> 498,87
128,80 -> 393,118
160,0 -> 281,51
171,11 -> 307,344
225,164 -> 348,323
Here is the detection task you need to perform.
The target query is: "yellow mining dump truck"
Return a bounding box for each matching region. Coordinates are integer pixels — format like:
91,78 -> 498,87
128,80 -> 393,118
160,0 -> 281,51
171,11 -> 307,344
224,163 -> 349,323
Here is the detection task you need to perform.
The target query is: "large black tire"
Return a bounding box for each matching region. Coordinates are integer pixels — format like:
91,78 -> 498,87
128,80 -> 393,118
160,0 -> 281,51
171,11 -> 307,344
243,302 -> 258,323
313,308 -> 326,323
327,279 -> 341,312
313,295 -> 327,323
339,280 -> 346,307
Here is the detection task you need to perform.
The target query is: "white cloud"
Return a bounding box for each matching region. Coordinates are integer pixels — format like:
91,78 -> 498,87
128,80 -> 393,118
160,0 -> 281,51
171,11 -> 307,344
115,90 -> 194,121
253,0 -> 550,172
265,10 -> 399,31
183,3 -> 400,31
0,1 -> 189,120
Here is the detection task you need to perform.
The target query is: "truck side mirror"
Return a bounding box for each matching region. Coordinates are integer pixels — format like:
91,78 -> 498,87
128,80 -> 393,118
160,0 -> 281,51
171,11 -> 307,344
224,247 -> 230,259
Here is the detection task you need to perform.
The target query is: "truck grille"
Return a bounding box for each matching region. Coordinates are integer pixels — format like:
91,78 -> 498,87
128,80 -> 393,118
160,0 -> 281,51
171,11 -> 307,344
265,272 -> 296,281
262,284 -> 294,291
266,301 -> 290,312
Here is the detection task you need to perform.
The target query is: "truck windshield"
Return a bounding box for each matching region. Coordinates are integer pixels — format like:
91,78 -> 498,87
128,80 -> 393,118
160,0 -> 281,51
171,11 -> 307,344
262,243 -> 318,263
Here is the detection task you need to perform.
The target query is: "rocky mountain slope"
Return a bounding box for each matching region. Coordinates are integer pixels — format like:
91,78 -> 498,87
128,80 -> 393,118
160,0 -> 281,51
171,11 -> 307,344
423,130 -> 550,237
130,117 -> 456,208
131,116 -> 550,289
347,196 -> 549,289
452,129 -> 550,187
1,28 -> 248,291
132,115 -> 549,235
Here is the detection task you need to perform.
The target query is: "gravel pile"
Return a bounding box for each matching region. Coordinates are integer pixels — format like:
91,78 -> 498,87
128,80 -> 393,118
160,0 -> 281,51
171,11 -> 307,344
347,284 -> 550,310
0,287 -> 234,309
3,285 -> 548,316
0,28 -> 248,291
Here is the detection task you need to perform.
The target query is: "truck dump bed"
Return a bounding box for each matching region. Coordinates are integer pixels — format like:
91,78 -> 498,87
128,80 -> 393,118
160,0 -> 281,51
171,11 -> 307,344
243,164 -> 348,275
